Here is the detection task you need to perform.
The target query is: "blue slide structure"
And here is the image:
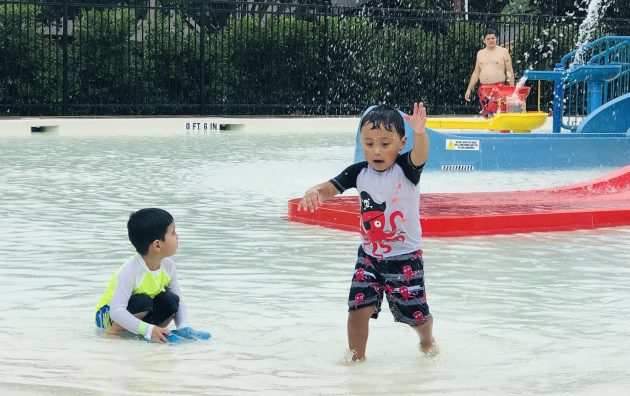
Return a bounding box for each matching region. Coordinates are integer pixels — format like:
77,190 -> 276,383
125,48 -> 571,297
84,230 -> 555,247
353,105 -> 630,171
354,36 -> 630,171
524,36 -> 630,133
576,93 -> 630,134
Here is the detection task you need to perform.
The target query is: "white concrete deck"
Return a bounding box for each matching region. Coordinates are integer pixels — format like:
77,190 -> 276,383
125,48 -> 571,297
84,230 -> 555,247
0,113 -> 563,137
0,116 -> 360,137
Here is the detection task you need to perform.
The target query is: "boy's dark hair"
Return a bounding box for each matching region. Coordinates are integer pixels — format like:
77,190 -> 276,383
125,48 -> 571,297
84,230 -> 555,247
483,28 -> 497,38
127,208 -> 174,255
360,105 -> 405,139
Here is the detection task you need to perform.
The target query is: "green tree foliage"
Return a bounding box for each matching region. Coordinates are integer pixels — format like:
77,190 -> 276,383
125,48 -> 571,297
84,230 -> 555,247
160,0 -> 239,33
69,7 -> 145,112
144,8 -> 204,107
436,20 -> 487,103
220,15 -> 321,109
325,16 -> 379,106
2,1 -> 629,116
501,0 -> 538,15
0,3 -> 61,113
366,0 -> 452,12
38,0 -> 148,23
466,0 -> 511,13
531,0 -> 627,19
369,23 -> 435,106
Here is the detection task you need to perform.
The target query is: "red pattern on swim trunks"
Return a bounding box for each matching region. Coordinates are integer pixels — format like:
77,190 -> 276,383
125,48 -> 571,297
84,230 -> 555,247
478,82 -> 507,118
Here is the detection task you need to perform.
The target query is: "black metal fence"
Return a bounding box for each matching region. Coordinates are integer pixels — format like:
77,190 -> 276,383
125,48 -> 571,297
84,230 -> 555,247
1,0 -> 629,116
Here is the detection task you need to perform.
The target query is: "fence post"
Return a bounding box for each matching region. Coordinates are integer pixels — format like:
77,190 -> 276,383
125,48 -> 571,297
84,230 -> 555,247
200,0 -> 206,114
552,63 -> 564,133
62,0 -> 69,115
323,4 -> 329,115
435,12 -> 441,101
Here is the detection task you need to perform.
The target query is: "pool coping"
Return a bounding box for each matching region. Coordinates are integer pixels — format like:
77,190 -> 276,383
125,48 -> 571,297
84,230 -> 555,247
0,116 -> 361,136
0,114 -> 557,137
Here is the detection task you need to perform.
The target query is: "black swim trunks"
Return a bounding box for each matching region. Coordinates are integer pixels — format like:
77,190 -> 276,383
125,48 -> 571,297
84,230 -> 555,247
95,289 -> 180,329
348,246 -> 431,326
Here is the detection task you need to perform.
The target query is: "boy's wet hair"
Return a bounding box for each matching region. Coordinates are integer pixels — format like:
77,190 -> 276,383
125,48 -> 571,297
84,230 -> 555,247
483,28 -> 497,38
360,105 -> 405,139
127,208 -> 174,255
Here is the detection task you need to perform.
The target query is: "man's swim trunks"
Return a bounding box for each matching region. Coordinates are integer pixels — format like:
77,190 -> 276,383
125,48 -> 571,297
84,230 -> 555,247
348,247 -> 431,326
478,82 -> 507,118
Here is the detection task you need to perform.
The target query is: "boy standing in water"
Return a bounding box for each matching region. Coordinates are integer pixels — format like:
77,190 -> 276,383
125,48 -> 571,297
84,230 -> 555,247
95,208 -> 210,343
298,103 -> 435,361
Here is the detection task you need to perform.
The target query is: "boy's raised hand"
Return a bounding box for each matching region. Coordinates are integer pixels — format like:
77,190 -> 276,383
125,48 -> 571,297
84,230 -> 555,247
402,102 -> 427,134
404,102 -> 430,166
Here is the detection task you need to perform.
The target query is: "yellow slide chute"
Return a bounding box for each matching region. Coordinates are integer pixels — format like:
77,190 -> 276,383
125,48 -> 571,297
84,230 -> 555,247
427,112 -> 548,133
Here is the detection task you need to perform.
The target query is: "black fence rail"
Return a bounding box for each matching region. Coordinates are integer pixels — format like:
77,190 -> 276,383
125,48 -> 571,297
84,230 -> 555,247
2,0 -> 629,116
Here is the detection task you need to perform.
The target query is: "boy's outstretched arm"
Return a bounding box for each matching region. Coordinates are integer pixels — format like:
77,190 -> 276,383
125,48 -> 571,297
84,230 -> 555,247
297,181 -> 340,213
403,102 -> 429,167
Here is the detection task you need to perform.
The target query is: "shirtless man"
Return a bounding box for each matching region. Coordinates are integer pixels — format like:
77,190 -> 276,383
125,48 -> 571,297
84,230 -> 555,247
464,28 -> 514,117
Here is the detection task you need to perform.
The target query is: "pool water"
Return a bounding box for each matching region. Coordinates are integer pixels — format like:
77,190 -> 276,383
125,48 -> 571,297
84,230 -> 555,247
1,131 -> 629,395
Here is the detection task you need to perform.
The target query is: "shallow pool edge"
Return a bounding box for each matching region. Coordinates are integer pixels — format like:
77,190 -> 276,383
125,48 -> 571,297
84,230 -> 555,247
0,116 -> 361,137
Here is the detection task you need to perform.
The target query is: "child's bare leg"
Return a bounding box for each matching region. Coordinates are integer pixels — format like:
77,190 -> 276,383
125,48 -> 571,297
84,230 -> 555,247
411,315 -> 437,355
347,306 -> 374,361
158,313 -> 176,328
109,322 -> 125,333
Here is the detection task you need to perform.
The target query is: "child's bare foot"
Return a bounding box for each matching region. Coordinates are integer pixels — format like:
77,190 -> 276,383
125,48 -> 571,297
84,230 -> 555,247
420,338 -> 440,357
412,315 -> 436,356
339,349 -> 367,365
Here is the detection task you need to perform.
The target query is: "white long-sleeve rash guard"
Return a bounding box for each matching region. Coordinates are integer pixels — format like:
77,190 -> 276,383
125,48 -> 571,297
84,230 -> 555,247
108,255 -> 189,340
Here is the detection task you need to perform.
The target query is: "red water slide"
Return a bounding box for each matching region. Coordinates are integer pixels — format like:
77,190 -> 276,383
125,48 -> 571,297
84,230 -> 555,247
287,165 -> 630,237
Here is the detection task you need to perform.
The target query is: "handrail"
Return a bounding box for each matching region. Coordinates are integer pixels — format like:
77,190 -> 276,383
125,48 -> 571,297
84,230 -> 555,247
560,64 -> 630,132
588,42 -> 630,64
561,36 -> 630,66
516,36 -> 630,133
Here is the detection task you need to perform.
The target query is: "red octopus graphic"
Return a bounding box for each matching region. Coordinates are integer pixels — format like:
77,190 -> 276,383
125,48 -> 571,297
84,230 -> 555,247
354,293 -> 365,306
398,285 -> 418,301
402,265 -> 414,281
413,311 -> 425,324
411,250 -> 423,260
359,191 -> 405,258
399,285 -> 411,300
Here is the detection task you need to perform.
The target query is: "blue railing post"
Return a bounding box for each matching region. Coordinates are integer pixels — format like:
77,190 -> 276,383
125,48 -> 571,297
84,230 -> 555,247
552,63 -> 565,133
588,81 -> 603,113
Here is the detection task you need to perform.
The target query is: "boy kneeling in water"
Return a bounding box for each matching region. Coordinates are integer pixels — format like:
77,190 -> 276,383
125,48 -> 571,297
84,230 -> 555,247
95,208 -> 210,343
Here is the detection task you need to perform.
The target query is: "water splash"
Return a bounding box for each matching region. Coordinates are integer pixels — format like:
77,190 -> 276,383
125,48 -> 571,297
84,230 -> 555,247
338,348 -> 365,365
511,75 -> 529,99
573,0 -> 613,65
